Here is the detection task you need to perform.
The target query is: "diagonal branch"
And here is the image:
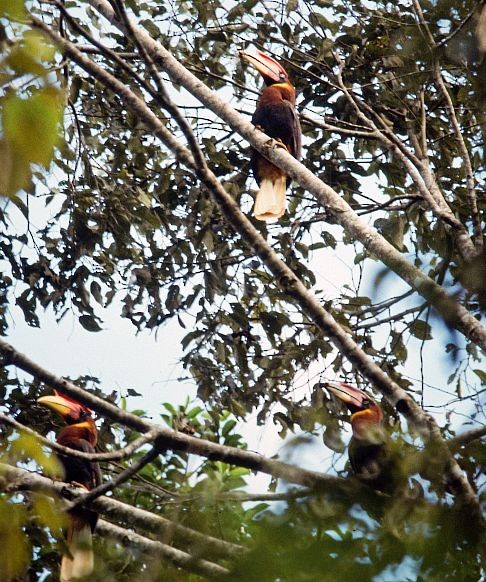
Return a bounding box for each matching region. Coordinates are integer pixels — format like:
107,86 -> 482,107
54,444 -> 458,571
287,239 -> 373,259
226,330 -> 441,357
447,425 -> 486,451
1,463 -> 232,576
331,53 -> 479,262
28,14 -> 484,514
411,0 -> 483,253
96,519 -> 231,578
0,411 -> 156,462
67,447 -> 159,511
0,339 -> 358,495
82,0 -> 486,347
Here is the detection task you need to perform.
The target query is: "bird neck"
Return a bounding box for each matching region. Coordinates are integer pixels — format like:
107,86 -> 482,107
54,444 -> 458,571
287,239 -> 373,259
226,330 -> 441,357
259,82 -> 296,106
58,420 -> 98,447
350,406 -> 384,443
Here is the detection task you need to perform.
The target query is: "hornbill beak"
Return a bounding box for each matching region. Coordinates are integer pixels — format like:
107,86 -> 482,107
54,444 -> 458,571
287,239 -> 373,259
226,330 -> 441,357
326,382 -> 372,414
326,381 -> 385,447
239,49 -> 289,84
37,391 -> 92,421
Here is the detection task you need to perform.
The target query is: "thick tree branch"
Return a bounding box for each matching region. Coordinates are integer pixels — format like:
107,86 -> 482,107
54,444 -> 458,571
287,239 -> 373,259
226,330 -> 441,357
448,425 -> 486,451
81,0 -> 486,347
1,463 -> 244,560
95,519 -> 230,578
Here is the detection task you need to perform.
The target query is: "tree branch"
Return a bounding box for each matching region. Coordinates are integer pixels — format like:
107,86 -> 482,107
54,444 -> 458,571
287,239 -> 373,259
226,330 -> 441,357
0,339 -> 358,495
1,463 -> 244,560
354,304 -> 426,331
0,411 -> 156,462
81,0 -> 486,347
431,62 -> 482,251
67,447 -> 160,511
95,519 -> 230,578
448,425 -> 486,451
332,52 -> 479,263
27,12 -> 485,515
411,0 -> 483,253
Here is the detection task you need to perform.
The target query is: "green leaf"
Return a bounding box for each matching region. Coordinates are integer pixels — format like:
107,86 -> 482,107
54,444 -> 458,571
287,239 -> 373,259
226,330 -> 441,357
472,369 -> 486,384
1,87 -> 64,196
0,0 -> 25,18
222,419 -> 237,437
78,314 -> 103,332
409,319 -> 432,341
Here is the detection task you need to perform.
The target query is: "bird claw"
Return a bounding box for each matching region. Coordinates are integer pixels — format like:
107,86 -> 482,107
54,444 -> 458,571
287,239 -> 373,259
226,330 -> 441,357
69,481 -> 90,491
273,138 -> 289,152
253,126 -> 289,153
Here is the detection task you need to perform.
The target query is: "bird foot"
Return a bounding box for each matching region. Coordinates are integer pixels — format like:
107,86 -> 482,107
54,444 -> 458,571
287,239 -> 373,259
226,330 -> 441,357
253,125 -> 289,152
70,481 -> 90,491
273,138 -> 289,152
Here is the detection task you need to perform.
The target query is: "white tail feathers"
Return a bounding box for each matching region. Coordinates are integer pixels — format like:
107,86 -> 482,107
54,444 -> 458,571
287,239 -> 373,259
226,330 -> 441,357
61,522 -> 94,581
254,175 -> 287,221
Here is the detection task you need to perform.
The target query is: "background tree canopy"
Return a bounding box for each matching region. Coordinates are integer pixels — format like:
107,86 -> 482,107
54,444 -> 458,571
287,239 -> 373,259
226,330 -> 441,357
0,0 -> 485,579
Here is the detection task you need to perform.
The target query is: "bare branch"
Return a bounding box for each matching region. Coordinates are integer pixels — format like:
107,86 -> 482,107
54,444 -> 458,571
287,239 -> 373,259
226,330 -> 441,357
354,304 -> 426,331
96,519 -> 231,578
448,426 -> 486,451
435,4 -> 480,49
301,113 -> 376,138
215,489 -> 312,502
67,447 -> 159,511
2,463 -> 244,560
0,411 -> 156,462
77,0 -> 486,348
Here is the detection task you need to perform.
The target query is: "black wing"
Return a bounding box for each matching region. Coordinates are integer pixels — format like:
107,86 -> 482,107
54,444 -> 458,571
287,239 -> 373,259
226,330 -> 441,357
59,438 -> 102,490
252,101 -> 301,160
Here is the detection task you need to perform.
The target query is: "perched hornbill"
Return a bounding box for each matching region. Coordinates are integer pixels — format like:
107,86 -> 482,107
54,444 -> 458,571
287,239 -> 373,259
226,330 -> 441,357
240,49 -> 301,221
38,391 -> 101,581
327,382 -> 395,493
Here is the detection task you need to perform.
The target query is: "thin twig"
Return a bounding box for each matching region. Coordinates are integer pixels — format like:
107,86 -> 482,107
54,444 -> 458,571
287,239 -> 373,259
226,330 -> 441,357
0,411 -> 156,462
354,304 -> 426,331
67,447 -> 160,511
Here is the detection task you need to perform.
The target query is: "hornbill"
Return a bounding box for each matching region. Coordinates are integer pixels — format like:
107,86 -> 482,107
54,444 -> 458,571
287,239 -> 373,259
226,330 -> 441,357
240,49 -> 301,221
38,391 -> 101,581
327,382 -> 395,493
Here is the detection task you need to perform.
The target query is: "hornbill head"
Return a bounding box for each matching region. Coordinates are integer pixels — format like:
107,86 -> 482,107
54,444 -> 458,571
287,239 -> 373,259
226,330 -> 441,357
37,391 -> 97,447
37,391 -> 93,425
326,382 -> 384,442
239,49 -> 290,86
